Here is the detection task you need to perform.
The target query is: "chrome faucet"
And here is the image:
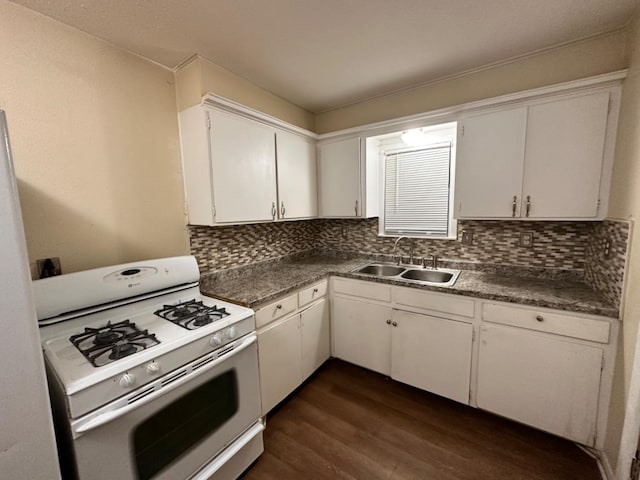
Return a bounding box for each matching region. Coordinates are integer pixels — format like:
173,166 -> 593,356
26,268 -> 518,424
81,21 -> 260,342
422,254 -> 438,269
392,236 -> 414,265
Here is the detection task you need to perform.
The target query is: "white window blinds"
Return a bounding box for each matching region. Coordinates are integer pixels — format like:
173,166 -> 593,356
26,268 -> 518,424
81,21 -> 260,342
384,145 -> 451,236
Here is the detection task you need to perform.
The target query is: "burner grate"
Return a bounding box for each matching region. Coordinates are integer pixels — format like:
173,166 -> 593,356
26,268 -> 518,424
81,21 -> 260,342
69,319 -> 160,367
154,299 -> 229,330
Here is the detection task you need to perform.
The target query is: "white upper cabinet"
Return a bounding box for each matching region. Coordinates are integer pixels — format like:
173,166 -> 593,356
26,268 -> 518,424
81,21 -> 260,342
522,92 -> 610,219
275,130 -> 318,220
209,108 -> 277,223
178,97 -> 317,226
317,136 -> 379,218
455,108 -> 527,218
454,89 -> 617,220
318,136 -> 361,217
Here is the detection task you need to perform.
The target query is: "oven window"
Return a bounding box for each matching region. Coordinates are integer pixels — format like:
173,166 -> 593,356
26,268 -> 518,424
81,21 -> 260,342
132,369 -> 239,480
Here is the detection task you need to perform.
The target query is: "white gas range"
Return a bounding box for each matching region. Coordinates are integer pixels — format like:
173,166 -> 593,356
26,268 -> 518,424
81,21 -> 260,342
35,256 -> 263,480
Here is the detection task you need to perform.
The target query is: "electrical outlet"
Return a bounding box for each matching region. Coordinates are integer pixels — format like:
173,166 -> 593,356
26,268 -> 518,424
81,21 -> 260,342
519,232 -> 534,248
461,230 -> 473,245
37,257 -> 61,278
603,239 -> 611,258
341,226 -> 348,239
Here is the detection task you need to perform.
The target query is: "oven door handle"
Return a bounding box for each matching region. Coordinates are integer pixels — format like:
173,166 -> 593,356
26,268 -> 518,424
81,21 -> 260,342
73,333 -> 257,437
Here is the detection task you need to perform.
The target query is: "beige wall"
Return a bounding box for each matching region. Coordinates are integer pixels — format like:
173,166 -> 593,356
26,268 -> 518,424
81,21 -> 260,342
0,0 -> 190,275
316,31 -> 628,133
175,56 -> 315,131
605,12 -> 640,470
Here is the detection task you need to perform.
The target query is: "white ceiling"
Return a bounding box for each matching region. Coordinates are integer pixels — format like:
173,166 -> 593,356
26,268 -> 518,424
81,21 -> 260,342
10,0 -> 638,113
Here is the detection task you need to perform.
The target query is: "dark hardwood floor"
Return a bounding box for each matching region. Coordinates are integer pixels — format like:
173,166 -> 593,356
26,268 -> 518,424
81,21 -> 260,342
242,359 -> 601,480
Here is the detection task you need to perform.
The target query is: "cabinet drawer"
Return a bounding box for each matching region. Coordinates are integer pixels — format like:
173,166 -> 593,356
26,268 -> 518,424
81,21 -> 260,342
394,287 -> 475,318
482,303 -> 610,343
255,293 -> 298,329
333,278 -> 392,302
298,280 -> 328,307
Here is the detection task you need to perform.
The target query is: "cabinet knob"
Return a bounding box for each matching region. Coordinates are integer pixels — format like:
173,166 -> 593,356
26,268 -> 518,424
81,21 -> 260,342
276,304 -> 282,310
386,319 -> 391,325
313,288 -> 319,294
536,315 -> 544,322
392,321 -> 398,327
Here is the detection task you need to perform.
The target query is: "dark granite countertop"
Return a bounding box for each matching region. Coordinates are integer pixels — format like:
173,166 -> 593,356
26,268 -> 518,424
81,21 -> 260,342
200,254 -> 619,318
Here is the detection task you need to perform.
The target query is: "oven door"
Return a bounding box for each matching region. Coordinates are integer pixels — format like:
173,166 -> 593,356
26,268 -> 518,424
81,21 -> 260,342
70,333 -> 261,480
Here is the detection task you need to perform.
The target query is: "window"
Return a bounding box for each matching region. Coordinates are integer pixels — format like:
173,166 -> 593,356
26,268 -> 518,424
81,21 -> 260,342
376,122 -> 457,238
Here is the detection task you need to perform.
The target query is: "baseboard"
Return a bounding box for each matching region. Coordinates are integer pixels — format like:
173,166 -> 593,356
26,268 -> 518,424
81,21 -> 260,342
578,445 -> 614,480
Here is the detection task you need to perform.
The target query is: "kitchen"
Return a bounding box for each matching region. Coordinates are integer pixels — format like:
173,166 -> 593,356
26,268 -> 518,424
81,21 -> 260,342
2,1 -> 640,479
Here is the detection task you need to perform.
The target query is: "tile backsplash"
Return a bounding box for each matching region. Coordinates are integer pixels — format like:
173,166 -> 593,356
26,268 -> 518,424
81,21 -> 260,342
316,218 -> 593,271
585,219 -> 630,309
189,217 -> 630,313
189,221 -> 316,273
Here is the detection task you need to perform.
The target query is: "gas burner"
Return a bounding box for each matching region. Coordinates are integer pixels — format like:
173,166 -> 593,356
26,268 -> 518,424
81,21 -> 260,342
69,319 -> 160,367
154,299 -> 229,330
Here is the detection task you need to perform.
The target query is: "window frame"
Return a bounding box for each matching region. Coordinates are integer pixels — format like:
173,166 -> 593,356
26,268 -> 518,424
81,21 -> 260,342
377,127 -> 458,240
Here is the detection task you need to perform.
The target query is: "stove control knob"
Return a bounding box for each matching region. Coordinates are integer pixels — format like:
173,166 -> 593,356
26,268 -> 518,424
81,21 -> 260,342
225,326 -> 237,340
119,373 -> 135,388
146,363 -> 161,375
210,332 -> 224,347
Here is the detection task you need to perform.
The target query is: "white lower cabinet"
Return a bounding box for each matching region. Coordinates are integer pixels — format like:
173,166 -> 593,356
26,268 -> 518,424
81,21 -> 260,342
332,287 -> 472,405
332,296 -> 392,376
301,299 -> 331,380
257,286 -> 330,415
391,310 -> 473,404
258,314 -> 302,415
477,323 -> 603,446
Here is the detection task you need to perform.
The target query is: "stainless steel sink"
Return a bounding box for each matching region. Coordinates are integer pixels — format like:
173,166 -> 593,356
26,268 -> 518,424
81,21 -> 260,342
355,264 -> 406,276
352,263 -> 460,287
401,269 -> 454,283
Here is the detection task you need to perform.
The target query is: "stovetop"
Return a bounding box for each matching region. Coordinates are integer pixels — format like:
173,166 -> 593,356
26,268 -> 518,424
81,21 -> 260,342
69,319 -> 161,367
40,286 -> 254,396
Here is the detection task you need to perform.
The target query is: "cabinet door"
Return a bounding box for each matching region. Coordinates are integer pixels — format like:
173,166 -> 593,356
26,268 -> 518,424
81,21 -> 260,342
258,314 -> 302,415
276,130 -> 318,220
454,108 -> 527,218
208,108 -> 277,223
301,299 -> 330,380
318,137 -> 361,217
332,296 -> 391,375
477,324 -> 602,445
391,310 -> 473,404
522,92 -> 609,219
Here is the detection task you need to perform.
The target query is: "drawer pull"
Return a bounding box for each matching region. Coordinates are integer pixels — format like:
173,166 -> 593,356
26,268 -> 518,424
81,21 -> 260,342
386,319 -> 391,325
536,315 -> 544,322
313,288 -> 319,293
276,304 -> 282,310
392,321 -> 398,327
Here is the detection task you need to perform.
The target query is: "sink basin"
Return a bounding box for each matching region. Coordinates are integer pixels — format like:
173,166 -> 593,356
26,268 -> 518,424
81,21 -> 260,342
352,263 -> 460,287
401,269 -> 454,283
355,264 -> 406,276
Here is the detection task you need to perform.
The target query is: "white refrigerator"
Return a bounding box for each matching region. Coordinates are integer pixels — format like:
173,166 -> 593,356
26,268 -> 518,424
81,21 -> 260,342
0,110 -> 60,479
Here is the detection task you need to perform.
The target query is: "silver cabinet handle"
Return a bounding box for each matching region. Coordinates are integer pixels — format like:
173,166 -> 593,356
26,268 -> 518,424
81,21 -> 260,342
392,321 -> 398,327
354,200 -> 359,216
281,201 -> 286,218
386,319 -> 391,325
526,196 -> 531,217
512,195 -> 517,217
271,202 -> 276,219
536,315 -> 544,322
